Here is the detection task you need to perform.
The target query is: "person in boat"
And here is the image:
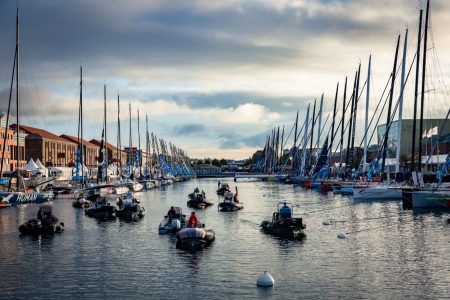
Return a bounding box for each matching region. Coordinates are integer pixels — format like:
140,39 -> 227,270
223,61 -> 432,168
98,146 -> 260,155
188,212 -> 199,228
279,202 -> 291,219
37,206 -> 58,226
233,193 -> 239,203
117,196 -> 123,208
201,190 -> 206,197
194,187 -> 200,193
167,206 -> 177,222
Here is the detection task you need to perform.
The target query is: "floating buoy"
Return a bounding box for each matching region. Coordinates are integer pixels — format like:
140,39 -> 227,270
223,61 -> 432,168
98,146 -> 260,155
256,271 -> 274,287
323,219 -> 333,225
337,231 -> 347,239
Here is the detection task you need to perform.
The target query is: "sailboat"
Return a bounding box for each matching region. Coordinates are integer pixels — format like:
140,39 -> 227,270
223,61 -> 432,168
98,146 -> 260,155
0,8 -> 47,207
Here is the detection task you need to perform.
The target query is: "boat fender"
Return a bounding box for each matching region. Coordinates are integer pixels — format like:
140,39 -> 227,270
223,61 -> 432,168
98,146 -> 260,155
256,271 -> 274,287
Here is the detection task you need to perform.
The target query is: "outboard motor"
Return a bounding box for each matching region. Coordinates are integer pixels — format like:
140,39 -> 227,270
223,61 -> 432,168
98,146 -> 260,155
172,219 -> 181,230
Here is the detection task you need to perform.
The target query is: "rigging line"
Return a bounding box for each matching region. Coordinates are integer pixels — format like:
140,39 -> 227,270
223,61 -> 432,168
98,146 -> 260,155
428,14 -> 450,101
330,79 -> 367,157
361,52 -> 417,152
0,48 -> 17,180
377,50 -> 419,161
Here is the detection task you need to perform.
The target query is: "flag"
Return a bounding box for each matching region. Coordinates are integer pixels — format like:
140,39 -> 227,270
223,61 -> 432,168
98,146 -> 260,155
426,126 -> 438,138
422,130 -> 428,138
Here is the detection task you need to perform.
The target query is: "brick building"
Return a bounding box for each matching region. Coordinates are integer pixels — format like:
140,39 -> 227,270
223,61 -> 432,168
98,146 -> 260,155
1,114 -> 26,172
16,125 -> 77,168
60,134 -> 98,168
89,139 -> 127,166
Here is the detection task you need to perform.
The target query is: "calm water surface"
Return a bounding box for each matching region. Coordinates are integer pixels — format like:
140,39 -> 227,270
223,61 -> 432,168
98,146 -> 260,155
0,178 -> 449,299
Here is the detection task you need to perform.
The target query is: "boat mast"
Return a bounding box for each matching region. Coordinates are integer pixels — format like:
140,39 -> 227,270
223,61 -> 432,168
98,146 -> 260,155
362,56 -> 371,173
15,7 -> 20,191
301,103 -> 310,175
345,72 -> 357,171
350,64 -> 361,168
117,94 -> 121,178
340,77 -> 347,171
381,35 -> 401,179
316,94 -> 324,155
104,84 -> 108,181
80,66 -> 85,187
396,29 -> 408,174
330,82 -> 339,165
310,99 -> 316,171
411,9 -> 423,173
137,109 -> 141,178
128,102 -> 132,179
418,0 -> 430,172
280,125 -> 285,166
146,114 -> 150,178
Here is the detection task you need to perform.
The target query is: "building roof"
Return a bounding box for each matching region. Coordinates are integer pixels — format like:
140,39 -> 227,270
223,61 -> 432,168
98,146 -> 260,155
10,124 -> 74,143
89,139 -> 124,152
60,134 -> 98,148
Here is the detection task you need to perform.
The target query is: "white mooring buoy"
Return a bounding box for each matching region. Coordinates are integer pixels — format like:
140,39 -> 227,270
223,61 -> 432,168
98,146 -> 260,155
323,219 -> 333,225
337,230 -> 347,239
256,271 -> 274,287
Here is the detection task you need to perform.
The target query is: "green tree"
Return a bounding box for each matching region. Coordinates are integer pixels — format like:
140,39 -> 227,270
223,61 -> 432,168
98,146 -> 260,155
219,159 -> 227,166
212,158 -> 220,167
204,159 -> 211,165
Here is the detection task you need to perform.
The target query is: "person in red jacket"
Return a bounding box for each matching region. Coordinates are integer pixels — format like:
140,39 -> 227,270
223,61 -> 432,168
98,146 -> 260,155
188,211 -> 199,228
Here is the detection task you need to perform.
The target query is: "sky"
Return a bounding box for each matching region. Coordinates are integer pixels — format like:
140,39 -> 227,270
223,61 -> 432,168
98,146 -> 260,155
0,0 -> 449,160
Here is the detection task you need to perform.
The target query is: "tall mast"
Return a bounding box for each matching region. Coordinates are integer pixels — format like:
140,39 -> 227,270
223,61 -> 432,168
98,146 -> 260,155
137,109 -> 141,177
316,94 -> 324,152
418,0 -> 430,172
80,66 -> 84,187
345,72 -> 357,169
128,102 -> 132,178
146,114 -> 150,178
330,82 -> 339,161
129,103 -> 132,148
381,35 -> 401,178
411,9 -> 423,172
280,125 -> 285,165
301,103 -> 310,175
396,29 -> 408,174
310,99 -> 316,169
294,111 -> 299,147
15,7 -> 20,190
340,77 -> 347,170
350,63 -> 361,168
117,94 -> 121,176
362,56 -> 371,173
104,84 -> 108,181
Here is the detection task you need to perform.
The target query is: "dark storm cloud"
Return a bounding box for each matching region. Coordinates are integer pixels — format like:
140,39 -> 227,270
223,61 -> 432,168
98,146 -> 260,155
219,131 -> 267,149
174,123 -> 206,136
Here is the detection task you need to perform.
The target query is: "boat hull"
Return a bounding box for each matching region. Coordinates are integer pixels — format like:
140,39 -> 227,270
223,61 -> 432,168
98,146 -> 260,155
18,218 -> 64,235
412,191 -> 450,208
0,192 -> 47,207
353,185 -> 402,200
176,228 -> 215,250
218,202 -> 243,212
260,218 -> 306,239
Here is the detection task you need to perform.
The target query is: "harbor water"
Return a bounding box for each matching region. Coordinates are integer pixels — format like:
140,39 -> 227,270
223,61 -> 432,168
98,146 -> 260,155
0,178 -> 449,299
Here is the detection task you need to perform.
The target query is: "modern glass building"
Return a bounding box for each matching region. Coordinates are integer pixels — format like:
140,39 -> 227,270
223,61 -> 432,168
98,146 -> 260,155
377,119 -> 450,162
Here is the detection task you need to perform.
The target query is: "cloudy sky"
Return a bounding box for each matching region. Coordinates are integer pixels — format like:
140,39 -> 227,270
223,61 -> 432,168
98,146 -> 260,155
1,0 -> 449,159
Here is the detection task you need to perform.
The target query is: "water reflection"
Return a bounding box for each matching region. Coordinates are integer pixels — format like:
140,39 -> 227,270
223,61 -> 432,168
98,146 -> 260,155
0,179 -> 449,299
